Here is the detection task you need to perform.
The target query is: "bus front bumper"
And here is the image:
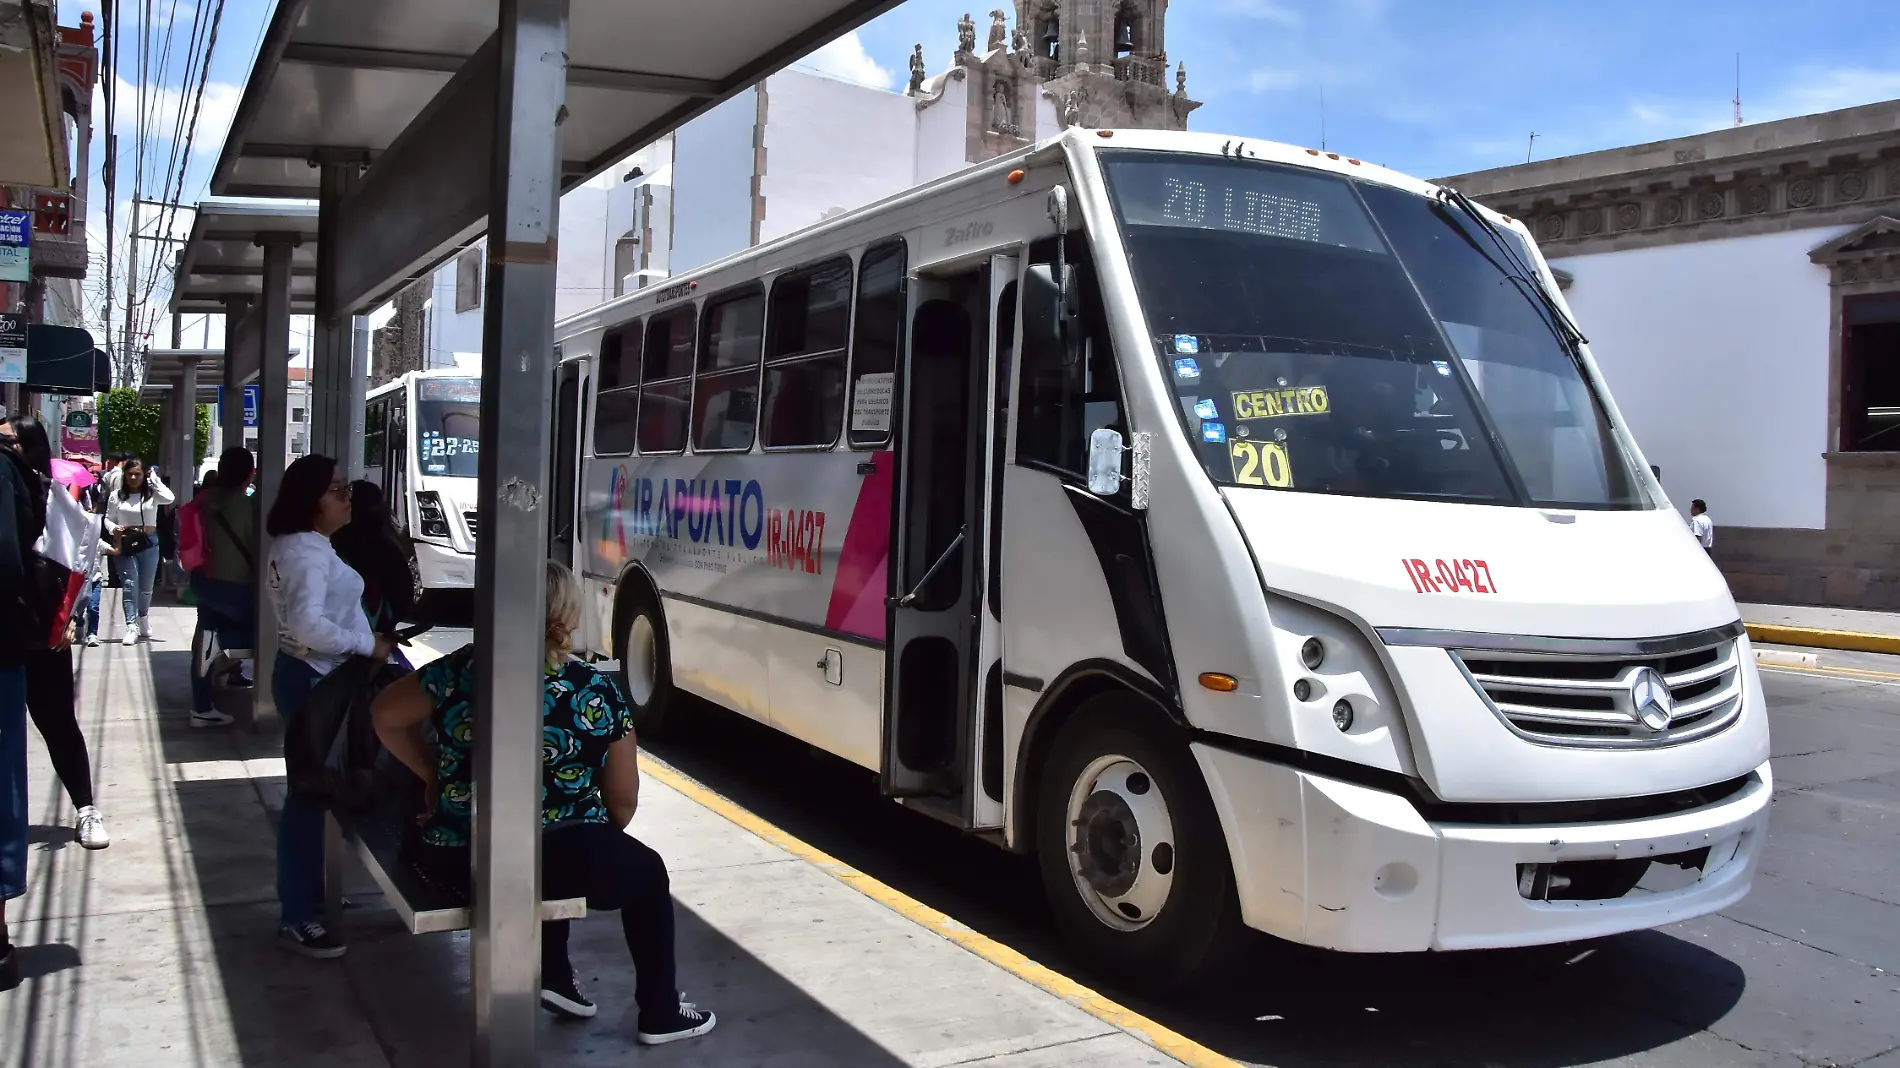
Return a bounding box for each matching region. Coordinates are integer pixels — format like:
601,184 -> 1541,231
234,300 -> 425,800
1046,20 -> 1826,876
1192,743 -> 1770,953
414,541 -> 475,590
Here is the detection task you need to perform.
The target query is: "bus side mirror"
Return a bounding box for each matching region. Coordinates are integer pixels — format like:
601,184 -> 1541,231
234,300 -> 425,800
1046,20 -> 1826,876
1023,263 -> 1080,365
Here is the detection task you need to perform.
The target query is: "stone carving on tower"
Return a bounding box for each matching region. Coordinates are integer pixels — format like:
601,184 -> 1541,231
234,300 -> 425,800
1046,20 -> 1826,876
911,1 -> 1199,168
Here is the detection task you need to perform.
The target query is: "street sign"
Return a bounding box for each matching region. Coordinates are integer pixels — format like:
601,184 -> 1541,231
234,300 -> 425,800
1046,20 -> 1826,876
243,384 -> 260,427
0,313 -> 26,384
0,210 -> 30,284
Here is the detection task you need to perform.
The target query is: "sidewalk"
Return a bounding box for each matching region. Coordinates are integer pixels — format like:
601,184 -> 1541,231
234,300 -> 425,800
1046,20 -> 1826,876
1740,602 -> 1900,655
2,605 -> 1197,1068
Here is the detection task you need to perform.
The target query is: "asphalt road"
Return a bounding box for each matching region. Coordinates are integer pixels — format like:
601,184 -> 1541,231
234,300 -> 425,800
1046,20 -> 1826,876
643,656 -> 1900,1068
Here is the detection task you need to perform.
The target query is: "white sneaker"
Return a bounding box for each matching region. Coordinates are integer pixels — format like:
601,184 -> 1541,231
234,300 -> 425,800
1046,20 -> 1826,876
76,806 -> 109,849
190,709 -> 235,729
121,632 -> 138,645
84,634 -> 99,648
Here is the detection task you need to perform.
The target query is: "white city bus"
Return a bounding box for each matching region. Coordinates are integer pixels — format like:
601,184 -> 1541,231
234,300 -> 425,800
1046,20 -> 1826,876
363,369 -> 482,596
547,128 -> 1770,986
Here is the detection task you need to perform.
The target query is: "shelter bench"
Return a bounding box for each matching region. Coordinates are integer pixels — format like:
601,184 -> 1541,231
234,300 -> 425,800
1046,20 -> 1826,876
325,808 -> 586,935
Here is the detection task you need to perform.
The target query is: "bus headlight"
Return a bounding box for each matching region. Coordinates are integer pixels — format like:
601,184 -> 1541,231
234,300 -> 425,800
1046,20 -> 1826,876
415,491 -> 452,539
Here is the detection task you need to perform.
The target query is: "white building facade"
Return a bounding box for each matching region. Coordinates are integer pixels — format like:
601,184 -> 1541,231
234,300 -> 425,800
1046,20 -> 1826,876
1443,101 -> 1900,608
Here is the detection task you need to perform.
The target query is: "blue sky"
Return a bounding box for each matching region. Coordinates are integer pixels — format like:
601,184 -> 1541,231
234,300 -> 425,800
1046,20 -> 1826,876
87,0 -> 1900,340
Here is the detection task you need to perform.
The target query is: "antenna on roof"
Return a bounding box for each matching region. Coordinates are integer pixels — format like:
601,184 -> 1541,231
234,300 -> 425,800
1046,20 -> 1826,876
1526,131 -> 1538,163
1319,84 -> 1326,151
1733,53 -> 1743,126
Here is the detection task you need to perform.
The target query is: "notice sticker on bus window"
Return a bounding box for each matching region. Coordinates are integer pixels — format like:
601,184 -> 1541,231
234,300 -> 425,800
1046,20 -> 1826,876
1201,421 -> 1227,443
1174,358 -> 1201,380
1193,398 -> 1218,420
1433,360 -> 1453,377
851,372 -> 895,433
1173,335 -> 1200,355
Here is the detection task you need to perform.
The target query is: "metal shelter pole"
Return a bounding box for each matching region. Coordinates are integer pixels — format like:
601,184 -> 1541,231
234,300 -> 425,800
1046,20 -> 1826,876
221,297 -> 250,452
253,235 -> 299,724
176,358 -> 199,503
471,0 -> 568,1062
313,162 -> 360,463
343,315 -> 369,481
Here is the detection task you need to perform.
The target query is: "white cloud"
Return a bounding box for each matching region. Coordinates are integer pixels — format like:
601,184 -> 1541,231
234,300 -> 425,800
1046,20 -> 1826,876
1219,0 -> 1302,27
795,30 -> 895,91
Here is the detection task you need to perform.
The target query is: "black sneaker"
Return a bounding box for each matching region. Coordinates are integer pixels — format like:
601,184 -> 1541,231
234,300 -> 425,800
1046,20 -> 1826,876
540,974 -> 597,1019
637,1001 -> 716,1045
279,921 -> 346,959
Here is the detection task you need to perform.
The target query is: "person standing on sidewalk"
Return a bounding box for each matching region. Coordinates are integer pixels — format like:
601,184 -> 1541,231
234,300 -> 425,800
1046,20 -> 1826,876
1689,499 -> 1714,555
1,412 -> 50,978
266,454 -> 395,959
187,447 -> 259,729
2,416 -> 109,850
104,458 -> 173,643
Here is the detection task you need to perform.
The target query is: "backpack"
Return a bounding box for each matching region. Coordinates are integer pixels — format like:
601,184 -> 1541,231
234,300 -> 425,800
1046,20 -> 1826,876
177,495 -> 207,571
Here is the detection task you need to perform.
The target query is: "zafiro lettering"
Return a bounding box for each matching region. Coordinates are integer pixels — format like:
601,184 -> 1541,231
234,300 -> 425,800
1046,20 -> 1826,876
943,219 -> 996,246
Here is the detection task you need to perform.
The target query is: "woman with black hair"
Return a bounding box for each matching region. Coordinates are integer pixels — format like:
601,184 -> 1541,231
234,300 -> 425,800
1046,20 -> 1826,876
266,454 -> 396,958
104,457 -> 173,643
187,447 -> 258,728
331,480 -> 416,634
1,416 -> 108,850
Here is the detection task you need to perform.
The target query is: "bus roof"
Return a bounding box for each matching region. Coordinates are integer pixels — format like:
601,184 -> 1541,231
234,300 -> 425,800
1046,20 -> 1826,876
552,127 -> 1515,342
365,365 -> 483,402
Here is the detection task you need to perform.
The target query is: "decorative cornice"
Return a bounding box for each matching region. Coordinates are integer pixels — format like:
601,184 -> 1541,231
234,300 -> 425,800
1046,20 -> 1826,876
1808,215 -> 1900,286
914,66 -> 968,112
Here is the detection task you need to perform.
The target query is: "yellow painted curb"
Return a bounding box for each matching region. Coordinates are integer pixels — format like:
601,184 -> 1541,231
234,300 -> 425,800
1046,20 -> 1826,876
1747,622 -> 1900,656
640,758 -> 1242,1068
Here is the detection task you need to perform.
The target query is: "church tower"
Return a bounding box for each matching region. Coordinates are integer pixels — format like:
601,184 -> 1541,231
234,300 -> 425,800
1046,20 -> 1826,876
906,2 -> 1199,168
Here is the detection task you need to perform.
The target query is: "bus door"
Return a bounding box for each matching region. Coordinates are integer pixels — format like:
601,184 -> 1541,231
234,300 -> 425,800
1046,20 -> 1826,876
882,255 -> 1013,829
548,358 -> 585,569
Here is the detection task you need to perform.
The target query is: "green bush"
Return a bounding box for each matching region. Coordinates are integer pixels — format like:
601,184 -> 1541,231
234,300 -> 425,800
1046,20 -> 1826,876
99,387 -> 160,462
194,404 -> 210,467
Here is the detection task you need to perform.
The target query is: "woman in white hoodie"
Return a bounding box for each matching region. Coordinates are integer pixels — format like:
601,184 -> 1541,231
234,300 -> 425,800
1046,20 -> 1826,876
265,454 -> 395,959
103,457 -> 173,642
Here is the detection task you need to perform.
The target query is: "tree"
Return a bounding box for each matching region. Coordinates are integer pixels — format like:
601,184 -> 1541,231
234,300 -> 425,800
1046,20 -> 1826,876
98,387 -> 160,462
194,404 -> 210,468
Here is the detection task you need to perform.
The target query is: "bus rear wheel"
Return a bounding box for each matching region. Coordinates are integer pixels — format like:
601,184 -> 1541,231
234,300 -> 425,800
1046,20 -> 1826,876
1035,697 -> 1244,992
614,582 -> 675,736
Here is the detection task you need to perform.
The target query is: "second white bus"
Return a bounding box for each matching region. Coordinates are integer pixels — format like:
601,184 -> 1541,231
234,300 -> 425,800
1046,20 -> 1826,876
364,369 -> 482,598
544,128 -> 1770,986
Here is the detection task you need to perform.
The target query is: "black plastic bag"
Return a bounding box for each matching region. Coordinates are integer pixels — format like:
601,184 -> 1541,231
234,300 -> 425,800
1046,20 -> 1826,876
284,655 -> 408,811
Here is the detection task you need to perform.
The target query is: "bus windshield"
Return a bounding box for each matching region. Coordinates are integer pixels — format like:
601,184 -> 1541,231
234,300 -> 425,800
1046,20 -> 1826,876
415,377 -> 481,477
1101,152 -> 1645,509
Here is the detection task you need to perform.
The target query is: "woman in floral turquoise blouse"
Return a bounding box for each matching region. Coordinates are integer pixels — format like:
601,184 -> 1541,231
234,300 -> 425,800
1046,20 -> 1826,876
371,561 -> 716,1047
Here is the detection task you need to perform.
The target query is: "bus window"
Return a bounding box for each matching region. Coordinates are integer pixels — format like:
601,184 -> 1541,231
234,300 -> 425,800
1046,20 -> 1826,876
762,257 -> 852,448
593,323 -> 641,455
1017,240 -> 1125,482
692,285 -> 764,452
638,308 -> 696,453
363,400 -> 386,480
849,239 -> 907,449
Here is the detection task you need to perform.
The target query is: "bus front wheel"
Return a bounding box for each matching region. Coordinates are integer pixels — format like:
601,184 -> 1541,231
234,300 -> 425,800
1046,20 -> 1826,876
614,583 -> 674,736
1035,697 -> 1244,991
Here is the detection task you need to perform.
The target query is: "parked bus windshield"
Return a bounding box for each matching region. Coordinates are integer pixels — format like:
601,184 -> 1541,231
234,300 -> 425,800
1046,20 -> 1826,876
415,377 -> 482,477
1101,152 -> 1645,509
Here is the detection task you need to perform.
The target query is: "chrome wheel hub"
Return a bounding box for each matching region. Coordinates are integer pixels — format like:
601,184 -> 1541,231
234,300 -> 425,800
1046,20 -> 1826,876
1065,754 -> 1176,932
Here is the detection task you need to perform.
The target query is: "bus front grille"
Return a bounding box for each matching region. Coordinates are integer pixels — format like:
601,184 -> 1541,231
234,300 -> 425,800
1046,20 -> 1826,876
463,512 -> 479,538
1453,638 -> 1744,749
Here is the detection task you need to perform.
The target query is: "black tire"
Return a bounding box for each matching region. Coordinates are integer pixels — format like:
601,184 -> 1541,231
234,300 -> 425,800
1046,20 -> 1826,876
613,578 -> 675,736
1035,695 -> 1245,992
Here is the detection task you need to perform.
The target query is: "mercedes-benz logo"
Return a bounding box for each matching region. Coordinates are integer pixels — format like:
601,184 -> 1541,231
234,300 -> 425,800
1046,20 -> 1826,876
1629,667 -> 1674,732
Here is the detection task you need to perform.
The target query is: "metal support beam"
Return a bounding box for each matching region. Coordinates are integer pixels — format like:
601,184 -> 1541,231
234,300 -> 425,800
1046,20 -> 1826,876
330,36 -> 500,314
252,235 -> 299,725
176,358 -> 200,502
312,162 -> 360,461
343,315 -> 369,481
280,41 -> 721,96
221,297 -> 251,447
471,0 -> 567,1062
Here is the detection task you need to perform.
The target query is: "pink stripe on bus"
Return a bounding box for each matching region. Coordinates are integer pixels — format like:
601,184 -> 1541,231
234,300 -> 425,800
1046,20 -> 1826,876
825,451 -> 895,641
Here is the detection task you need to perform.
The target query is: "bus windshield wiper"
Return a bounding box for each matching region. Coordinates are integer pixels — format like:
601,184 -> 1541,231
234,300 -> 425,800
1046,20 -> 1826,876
1432,187 -> 1589,353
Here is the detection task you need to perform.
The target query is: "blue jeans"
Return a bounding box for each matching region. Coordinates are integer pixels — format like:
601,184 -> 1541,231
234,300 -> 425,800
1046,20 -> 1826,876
115,544 -> 161,624
1,664 -> 26,901
273,653 -> 327,927
190,574 -> 256,713
85,579 -> 101,637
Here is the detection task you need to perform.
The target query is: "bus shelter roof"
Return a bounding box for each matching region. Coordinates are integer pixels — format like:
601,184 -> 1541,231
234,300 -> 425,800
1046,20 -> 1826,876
206,0 -> 905,312
170,199 -> 320,316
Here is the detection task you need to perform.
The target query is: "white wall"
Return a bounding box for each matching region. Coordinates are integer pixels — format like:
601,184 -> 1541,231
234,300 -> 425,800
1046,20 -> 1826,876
758,70 -> 917,245
914,75 -> 970,184
1552,224 -> 1849,530
670,87 -> 762,275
